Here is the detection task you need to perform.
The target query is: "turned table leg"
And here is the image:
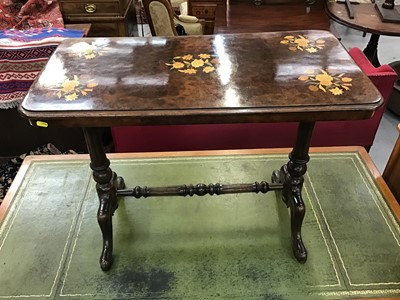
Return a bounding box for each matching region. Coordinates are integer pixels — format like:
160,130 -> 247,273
363,33 -> 381,67
272,121 -> 315,263
83,127 -> 125,271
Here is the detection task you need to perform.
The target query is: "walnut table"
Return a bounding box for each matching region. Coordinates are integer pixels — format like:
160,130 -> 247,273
19,31 -> 382,271
325,2 -> 400,66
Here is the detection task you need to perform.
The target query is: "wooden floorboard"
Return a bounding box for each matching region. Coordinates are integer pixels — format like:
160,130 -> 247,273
214,0 -> 332,34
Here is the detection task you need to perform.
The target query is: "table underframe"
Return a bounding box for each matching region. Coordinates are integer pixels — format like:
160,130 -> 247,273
83,121 -> 315,271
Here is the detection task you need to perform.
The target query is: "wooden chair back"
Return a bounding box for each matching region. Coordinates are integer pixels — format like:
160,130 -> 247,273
143,0 -> 178,36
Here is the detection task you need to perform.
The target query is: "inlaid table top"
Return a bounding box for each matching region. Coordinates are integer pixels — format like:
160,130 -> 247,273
19,30 -> 382,127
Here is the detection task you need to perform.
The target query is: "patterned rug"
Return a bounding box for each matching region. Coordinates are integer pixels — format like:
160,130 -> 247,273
0,28 -> 85,109
0,143 -> 76,203
0,0 -> 64,30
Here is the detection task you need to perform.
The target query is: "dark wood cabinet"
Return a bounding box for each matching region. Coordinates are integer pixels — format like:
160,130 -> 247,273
58,0 -> 138,37
188,2 -> 217,34
187,0 -> 225,34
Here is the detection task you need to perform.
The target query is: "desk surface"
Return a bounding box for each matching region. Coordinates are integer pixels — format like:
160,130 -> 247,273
1,147 -> 400,299
326,2 -> 400,36
19,30 -> 382,127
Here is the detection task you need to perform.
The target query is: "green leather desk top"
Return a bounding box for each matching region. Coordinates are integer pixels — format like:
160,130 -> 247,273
0,149 -> 399,299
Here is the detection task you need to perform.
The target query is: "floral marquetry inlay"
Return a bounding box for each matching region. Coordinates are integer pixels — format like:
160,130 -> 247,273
298,69 -> 352,95
54,75 -> 98,101
166,54 -> 219,75
280,35 -> 325,53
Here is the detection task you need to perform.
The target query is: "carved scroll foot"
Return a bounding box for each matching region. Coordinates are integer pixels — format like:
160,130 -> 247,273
99,240 -> 113,271
83,127 -> 126,272
97,172 -> 125,271
273,166 -> 307,262
97,191 -> 114,272
272,122 -> 314,264
293,236 -> 307,263
290,189 -> 307,263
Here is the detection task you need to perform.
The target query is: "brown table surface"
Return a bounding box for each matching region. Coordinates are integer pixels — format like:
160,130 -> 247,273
19,30 -> 382,127
325,2 -> 400,36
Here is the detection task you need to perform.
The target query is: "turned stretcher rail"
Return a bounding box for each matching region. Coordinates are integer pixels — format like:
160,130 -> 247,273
116,181 -> 284,198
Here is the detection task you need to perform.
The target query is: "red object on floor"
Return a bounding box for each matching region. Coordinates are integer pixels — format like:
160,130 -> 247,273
112,47 -> 398,153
